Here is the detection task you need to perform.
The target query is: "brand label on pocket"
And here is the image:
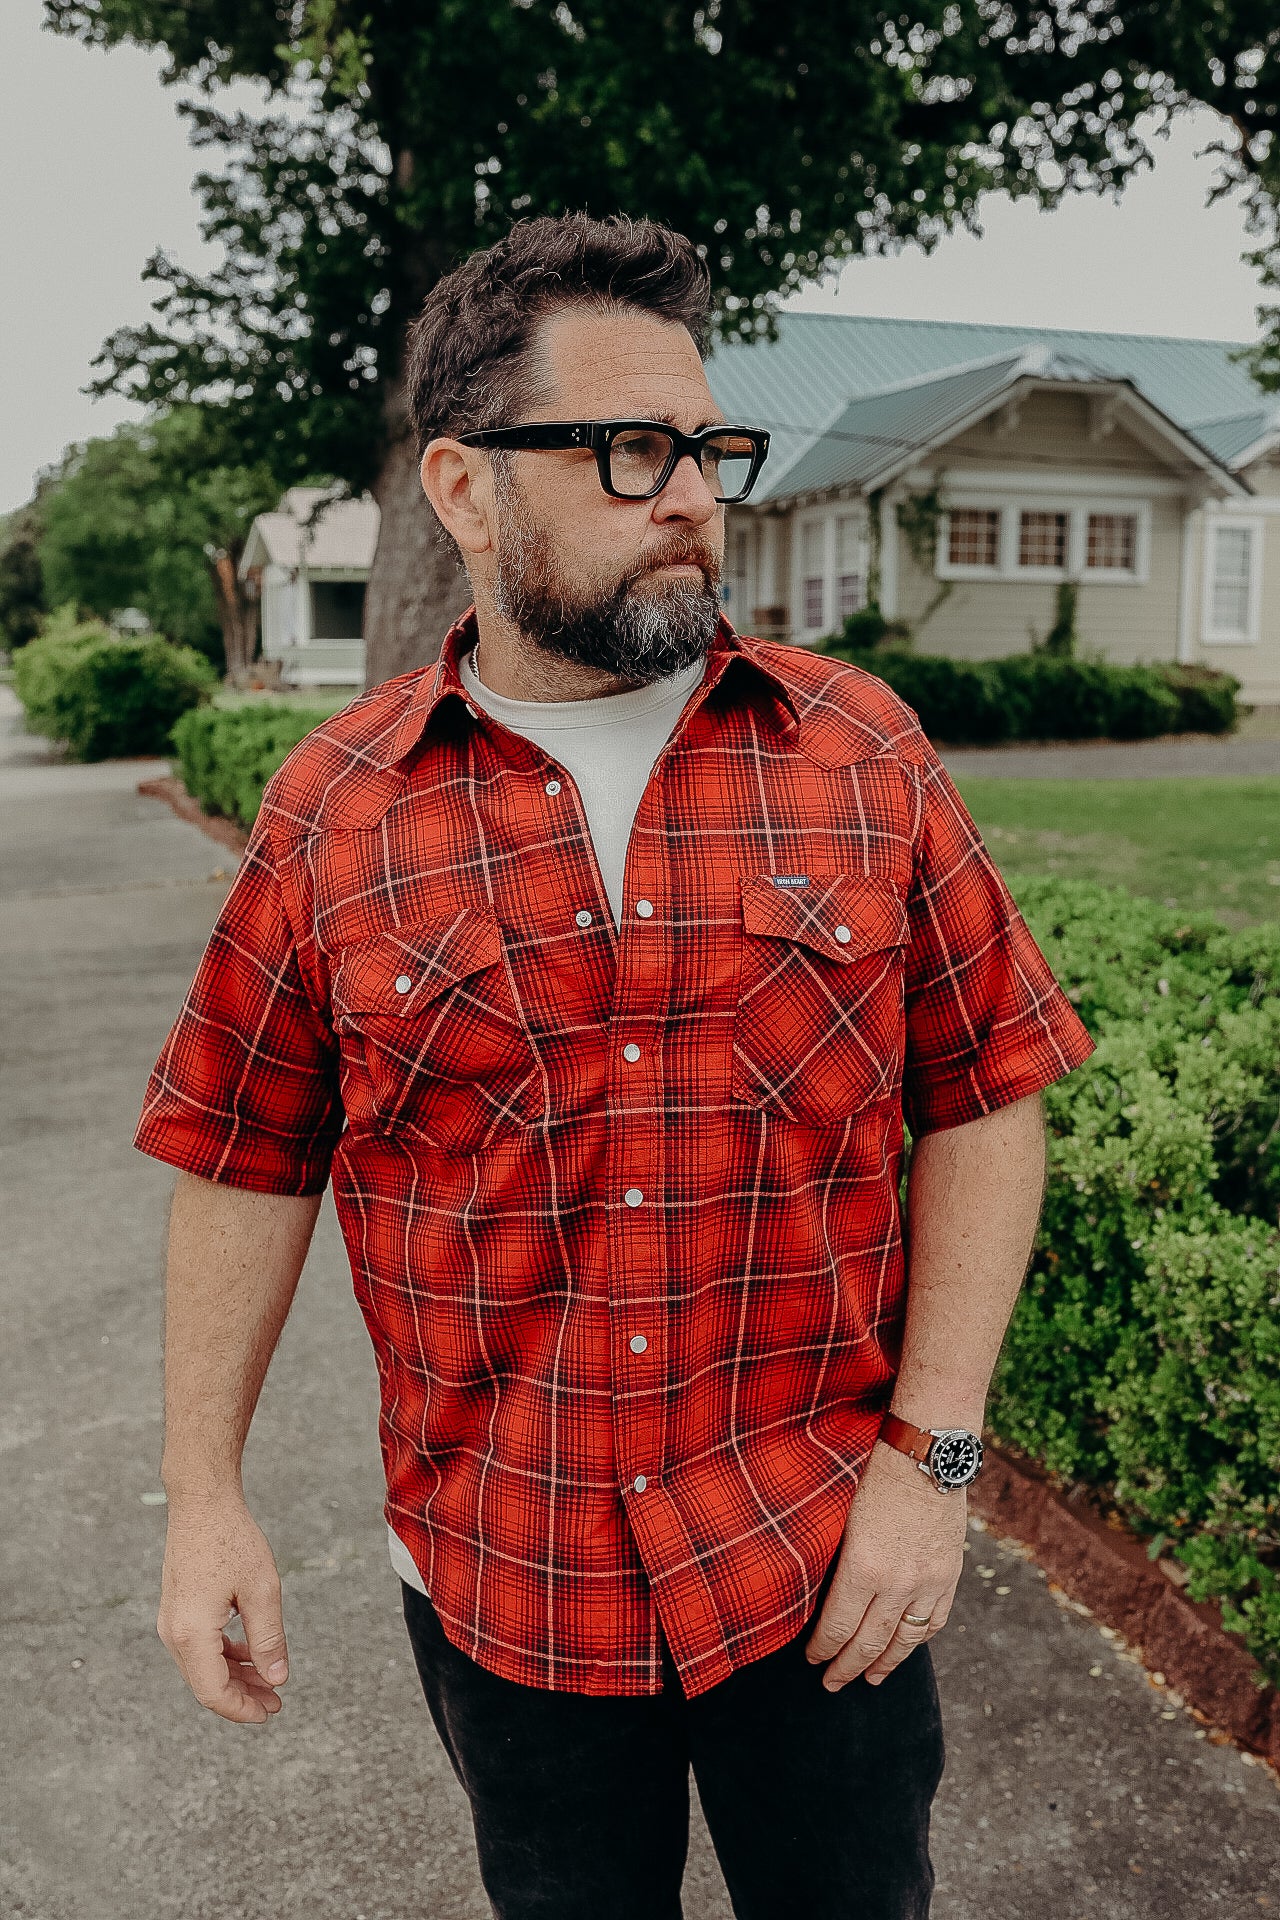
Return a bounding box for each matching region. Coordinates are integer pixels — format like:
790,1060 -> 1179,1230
770,874 -> 810,888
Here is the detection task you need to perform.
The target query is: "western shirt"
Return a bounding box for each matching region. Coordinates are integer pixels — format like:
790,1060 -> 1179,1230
134,609 -> 1094,1698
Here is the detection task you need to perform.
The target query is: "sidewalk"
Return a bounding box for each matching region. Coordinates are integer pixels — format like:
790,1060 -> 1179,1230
942,732 -> 1280,780
2,682 -> 1277,1918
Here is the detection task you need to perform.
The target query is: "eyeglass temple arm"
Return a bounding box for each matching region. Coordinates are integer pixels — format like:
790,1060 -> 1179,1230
456,425 -> 590,451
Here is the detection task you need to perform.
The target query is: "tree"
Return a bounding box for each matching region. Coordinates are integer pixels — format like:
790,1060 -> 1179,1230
37,407 -> 284,678
0,484 -> 52,651
46,2 -> 1280,687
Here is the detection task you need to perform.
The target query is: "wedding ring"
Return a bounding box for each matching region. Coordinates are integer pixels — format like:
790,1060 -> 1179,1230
903,1612 -> 933,1628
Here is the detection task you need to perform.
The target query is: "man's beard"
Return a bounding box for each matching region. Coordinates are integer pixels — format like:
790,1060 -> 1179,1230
490,463 -> 723,684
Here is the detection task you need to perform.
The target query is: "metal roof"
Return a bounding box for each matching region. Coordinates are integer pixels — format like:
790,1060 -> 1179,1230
1186,405 -> 1280,467
705,312 -> 1272,502
240,488 -> 380,574
764,349 -> 1061,498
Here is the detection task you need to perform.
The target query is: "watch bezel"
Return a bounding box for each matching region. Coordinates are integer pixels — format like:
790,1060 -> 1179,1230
925,1428 -> 984,1492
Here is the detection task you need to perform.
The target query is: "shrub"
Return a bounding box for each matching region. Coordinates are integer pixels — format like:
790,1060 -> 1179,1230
12,606 -> 216,759
988,876 -> 1280,1683
993,655 -> 1181,741
810,636 -> 1238,744
1040,580 -> 1078,659
837,604 -> 913,651
1158,662 -> 1241,735
825,646 -> 1013,744
171,703 -> 329,828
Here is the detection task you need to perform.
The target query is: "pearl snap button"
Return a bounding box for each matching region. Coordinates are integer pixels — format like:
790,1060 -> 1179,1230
624,1187 -> 644,1207
394,974 -> 413,994
622,1043 -> 641,1062
834,925 -> 852,944
575,909 -> 592,928
629,1334 -> 648,1354
633,1475 -> 647,1492
635,898 -> 654,919
545,779 -> 561,795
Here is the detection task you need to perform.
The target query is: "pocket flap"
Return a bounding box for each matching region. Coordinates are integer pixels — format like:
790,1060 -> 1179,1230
739,872 -> 907,961
332,906 -> 504,1017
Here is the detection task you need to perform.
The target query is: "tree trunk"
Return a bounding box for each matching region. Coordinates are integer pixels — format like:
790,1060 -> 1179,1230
363,392 -> 471,691
210,548 -> 259,683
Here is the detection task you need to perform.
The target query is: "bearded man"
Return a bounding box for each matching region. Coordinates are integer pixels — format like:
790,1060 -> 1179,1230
136,211 -> 1093,1920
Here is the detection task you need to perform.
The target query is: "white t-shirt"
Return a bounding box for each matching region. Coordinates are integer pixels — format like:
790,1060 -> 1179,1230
388,639 -> 708,1596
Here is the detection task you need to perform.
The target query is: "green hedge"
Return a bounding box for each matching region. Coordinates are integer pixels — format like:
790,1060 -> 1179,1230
814,636 -> 1239,745
991,876 -> 1280,1683
170,703 -> 330,828
13,608 -> 216,760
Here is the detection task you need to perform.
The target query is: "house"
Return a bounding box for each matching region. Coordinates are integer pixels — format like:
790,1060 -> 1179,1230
238,486 -> 379,686
240,318 -> 1280,704
706,314 -> 1280,704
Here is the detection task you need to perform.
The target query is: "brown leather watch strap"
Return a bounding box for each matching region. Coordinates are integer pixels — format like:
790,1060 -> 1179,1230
878,1411 -> 934,1465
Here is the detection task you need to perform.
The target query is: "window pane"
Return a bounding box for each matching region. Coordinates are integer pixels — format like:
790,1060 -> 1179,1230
947,509 -> 1000,567
804,577 -> 825,629
310,581 -> 366,639
837,573 -> 864,619
1211,527 -> 1253,635
1086,513 -> 1137,571
835,513 -> 861,573
1018,511 -> 1068,568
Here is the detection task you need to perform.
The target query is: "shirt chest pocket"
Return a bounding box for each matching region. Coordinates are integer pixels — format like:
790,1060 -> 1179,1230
330,907 -> 543,1155
732,872 -> 909,1127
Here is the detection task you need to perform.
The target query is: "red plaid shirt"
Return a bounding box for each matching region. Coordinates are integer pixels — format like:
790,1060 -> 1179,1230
136,611 -> 1093,1697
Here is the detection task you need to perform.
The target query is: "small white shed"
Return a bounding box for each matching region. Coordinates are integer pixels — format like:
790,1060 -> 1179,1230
239,487 -> 380,685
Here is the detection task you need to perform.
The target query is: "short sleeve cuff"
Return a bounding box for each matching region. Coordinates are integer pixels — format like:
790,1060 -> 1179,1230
904,1007 -> 1095,1136
133,1110 -> 335,1197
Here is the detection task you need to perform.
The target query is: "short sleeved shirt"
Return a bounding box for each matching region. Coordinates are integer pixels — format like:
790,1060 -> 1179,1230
134,610 -> 1094,1697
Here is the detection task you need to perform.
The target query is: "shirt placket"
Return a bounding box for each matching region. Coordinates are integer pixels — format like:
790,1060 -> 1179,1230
600,683 -> 742,1691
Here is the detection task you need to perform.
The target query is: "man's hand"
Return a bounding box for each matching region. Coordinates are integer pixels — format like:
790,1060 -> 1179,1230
157,1492 -> 290,1725
804,1439 -> 967,1689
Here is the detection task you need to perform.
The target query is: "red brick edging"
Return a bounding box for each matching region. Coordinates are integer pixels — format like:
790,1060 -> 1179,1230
137,775 -> 250,856
971,1445 -> 1280,1766
136,774 -> 1280,1765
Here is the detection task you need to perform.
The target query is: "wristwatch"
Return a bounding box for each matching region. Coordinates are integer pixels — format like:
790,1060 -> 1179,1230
878,1412 -> 984,1493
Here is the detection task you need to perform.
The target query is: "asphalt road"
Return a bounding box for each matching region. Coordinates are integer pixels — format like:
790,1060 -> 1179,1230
3,682 -> 1278,1919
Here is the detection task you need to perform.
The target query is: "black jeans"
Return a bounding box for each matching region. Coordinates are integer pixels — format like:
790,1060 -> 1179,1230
400,1552 -> 945,1920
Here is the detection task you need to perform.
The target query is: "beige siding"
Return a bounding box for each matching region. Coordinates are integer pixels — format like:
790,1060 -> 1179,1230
942,388 -> 1155,472
897,495 -> 1185,665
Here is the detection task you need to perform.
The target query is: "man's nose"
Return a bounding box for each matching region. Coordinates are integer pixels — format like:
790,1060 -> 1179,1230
652,451 -> 720,523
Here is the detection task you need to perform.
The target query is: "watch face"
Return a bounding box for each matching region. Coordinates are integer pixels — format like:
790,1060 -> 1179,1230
930,1430 -> 984,1490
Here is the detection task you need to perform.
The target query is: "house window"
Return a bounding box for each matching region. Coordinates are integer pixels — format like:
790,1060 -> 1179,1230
1205,523 -> 1259,642
835,512 -> 865,618
1086,512 -> 1137,573
310,580 -> 366,639
1018,511 -> 1068,569
724,526 -> 750,615
800,520 -> 825,630
947,509 -> 1000,569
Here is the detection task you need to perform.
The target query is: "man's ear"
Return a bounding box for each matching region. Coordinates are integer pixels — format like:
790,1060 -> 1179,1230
420,440 -> 494,557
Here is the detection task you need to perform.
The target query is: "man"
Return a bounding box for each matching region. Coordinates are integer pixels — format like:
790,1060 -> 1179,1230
137,212 -> 1093,1919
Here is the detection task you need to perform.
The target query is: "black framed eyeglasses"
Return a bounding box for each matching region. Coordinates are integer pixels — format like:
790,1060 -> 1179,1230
454,419 -> 770,504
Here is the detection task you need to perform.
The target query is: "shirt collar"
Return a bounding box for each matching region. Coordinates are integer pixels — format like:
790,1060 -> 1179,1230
374,606 -> 802,770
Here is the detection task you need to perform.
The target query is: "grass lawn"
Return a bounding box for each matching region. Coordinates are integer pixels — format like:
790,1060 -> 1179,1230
213,686 -> 355,716
953,777 -> 1280,927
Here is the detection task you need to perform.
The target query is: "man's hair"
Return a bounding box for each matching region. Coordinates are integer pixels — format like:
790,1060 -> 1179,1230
404,212 -> 713,458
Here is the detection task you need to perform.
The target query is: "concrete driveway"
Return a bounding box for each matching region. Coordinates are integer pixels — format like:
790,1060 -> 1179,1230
2,682 -> 1277,1919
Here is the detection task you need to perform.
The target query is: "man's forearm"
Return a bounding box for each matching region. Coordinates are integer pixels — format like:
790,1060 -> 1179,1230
159,1171 -> 323,1500
890,1091 -> 1047,1433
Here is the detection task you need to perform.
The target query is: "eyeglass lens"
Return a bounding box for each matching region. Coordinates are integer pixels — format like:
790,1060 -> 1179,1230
608,429 -> 757,501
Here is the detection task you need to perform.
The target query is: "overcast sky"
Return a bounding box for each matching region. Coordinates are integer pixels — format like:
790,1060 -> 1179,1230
2,4 -> 1273,515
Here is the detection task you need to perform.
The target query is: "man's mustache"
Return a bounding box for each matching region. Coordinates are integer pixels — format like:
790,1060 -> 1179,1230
627,538 -> 721,585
